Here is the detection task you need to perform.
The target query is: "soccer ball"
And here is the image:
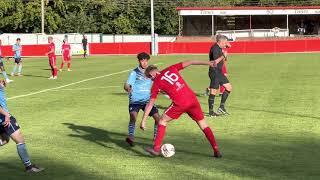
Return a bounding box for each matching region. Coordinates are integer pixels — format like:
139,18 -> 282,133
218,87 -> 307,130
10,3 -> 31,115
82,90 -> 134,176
160,144 -> 175,158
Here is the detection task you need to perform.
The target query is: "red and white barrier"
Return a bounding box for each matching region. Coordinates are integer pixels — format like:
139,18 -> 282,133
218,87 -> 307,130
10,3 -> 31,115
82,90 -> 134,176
1,39 -> 320,57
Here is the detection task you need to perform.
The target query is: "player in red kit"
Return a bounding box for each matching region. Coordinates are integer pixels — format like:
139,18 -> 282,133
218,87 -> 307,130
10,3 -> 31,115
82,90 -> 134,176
60,39 -> 72,72
140,60 -> 222,158
45,36 -> 58,79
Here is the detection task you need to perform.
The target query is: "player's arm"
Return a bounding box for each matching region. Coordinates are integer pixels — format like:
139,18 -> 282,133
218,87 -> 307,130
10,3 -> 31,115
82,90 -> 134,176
0,106 -> 10,127
124,83 -> 132,94
45,46 -> 54,56
124,71 -> 136,94
181,60 -> 216,69
140,83 -> 159,130
210,45 -> 228,65
212,54 -> 226,65
140,98 -> 156,131
12,46 -> 17,52
61,47 -> 65,57
226,42 -> 232,48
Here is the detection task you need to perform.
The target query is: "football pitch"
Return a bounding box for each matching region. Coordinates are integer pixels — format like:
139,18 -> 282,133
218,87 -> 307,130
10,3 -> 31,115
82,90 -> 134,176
1,53 -> 320,180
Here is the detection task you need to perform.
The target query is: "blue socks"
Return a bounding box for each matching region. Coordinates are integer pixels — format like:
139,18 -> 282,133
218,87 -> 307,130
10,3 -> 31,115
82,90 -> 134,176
153,123 -> 158,139
18,65 -> 22,73
128,120 -> 158,139
12,64 -> 17,74
17,143 -> 32,167
128,121 -> 135,137
2,71 -> 8,80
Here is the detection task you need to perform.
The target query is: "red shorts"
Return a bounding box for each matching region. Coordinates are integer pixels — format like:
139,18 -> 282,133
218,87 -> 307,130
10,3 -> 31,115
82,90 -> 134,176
63,55 -> 71,61
164,100 -> 204,121
49,56 -> 56,66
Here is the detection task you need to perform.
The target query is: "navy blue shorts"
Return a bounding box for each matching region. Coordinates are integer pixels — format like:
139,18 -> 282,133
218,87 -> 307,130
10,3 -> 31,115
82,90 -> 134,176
129,103 -> 158,117
14,58 -> 22,64
0,61 -> 3,67
0,116 -> 20,136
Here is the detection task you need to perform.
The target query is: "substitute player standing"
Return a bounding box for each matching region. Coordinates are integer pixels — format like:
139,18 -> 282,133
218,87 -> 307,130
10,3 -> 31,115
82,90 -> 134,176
140,60 -> 222,158
0,80 -> 44,172
124,52 -> 160,146
45,36 -> 58,79
60,39 -> 72,71
11,38 -> 23,76
82,35 -> 88,59
208,35 -> 232,116
0,40 -> 13,83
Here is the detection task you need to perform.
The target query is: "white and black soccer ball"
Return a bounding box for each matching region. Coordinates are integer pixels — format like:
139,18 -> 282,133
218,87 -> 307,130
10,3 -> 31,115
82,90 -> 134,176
160,144 -> 175,158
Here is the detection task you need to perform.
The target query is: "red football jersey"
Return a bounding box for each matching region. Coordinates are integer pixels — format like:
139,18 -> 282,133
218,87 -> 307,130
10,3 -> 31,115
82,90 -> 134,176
0,46 -> 2,56
62,44 -> 71,56
48,42 -> 55,57
150,63 -> 197,106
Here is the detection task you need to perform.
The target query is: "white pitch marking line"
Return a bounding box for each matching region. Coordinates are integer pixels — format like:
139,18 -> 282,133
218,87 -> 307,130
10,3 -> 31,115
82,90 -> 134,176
50,86 -> 120,91
7,63 -> 163,100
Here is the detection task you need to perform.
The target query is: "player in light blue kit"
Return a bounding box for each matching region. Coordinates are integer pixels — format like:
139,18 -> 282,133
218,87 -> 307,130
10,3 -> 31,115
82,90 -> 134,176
124,52 -> 160,146
0,80 -> 44,172
11,38 -> 23,76
0,40 -> 13,83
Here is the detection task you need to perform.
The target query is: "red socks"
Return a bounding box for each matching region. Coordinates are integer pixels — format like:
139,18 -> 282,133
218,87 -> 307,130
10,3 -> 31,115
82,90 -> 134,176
153,124 -> 166,152
60,63 -> 64,69
220,86 -> 225,94
203,127 -> 219,153
53,68 -> 58,77
60,63 -> 71,69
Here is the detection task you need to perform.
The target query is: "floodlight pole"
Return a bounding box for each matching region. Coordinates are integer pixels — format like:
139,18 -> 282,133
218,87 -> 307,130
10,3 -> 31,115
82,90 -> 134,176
151,0 -> 156,56
41,0 -> 44,34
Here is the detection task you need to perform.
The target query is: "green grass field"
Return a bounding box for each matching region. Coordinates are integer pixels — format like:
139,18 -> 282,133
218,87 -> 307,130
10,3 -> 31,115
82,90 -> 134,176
1,53 -> 320,180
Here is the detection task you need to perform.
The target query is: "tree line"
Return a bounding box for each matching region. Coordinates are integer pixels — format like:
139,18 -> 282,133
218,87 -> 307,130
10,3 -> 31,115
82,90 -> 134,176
0,0 -> 319,35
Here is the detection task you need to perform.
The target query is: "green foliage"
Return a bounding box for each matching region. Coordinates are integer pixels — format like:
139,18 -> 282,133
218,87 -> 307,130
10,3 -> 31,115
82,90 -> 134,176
0,0 -> 319,34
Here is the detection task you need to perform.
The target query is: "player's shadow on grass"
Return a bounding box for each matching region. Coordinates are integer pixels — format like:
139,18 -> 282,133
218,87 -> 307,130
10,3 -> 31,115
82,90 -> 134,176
230,106 -> 320,120
0,158 -> 102,179
63,123 -> 150,157
23,74 -> 49,78
110,92 -> 128,96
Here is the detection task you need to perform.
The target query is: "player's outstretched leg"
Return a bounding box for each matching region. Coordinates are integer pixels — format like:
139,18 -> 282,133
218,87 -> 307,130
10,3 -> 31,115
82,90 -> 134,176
196,119 -> 222,158
146,114 -> 172,156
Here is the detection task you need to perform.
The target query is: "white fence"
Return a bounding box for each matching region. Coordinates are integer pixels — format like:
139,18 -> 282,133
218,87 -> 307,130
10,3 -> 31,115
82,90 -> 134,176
0,33 -> 176,55
0,33 -> 176,45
